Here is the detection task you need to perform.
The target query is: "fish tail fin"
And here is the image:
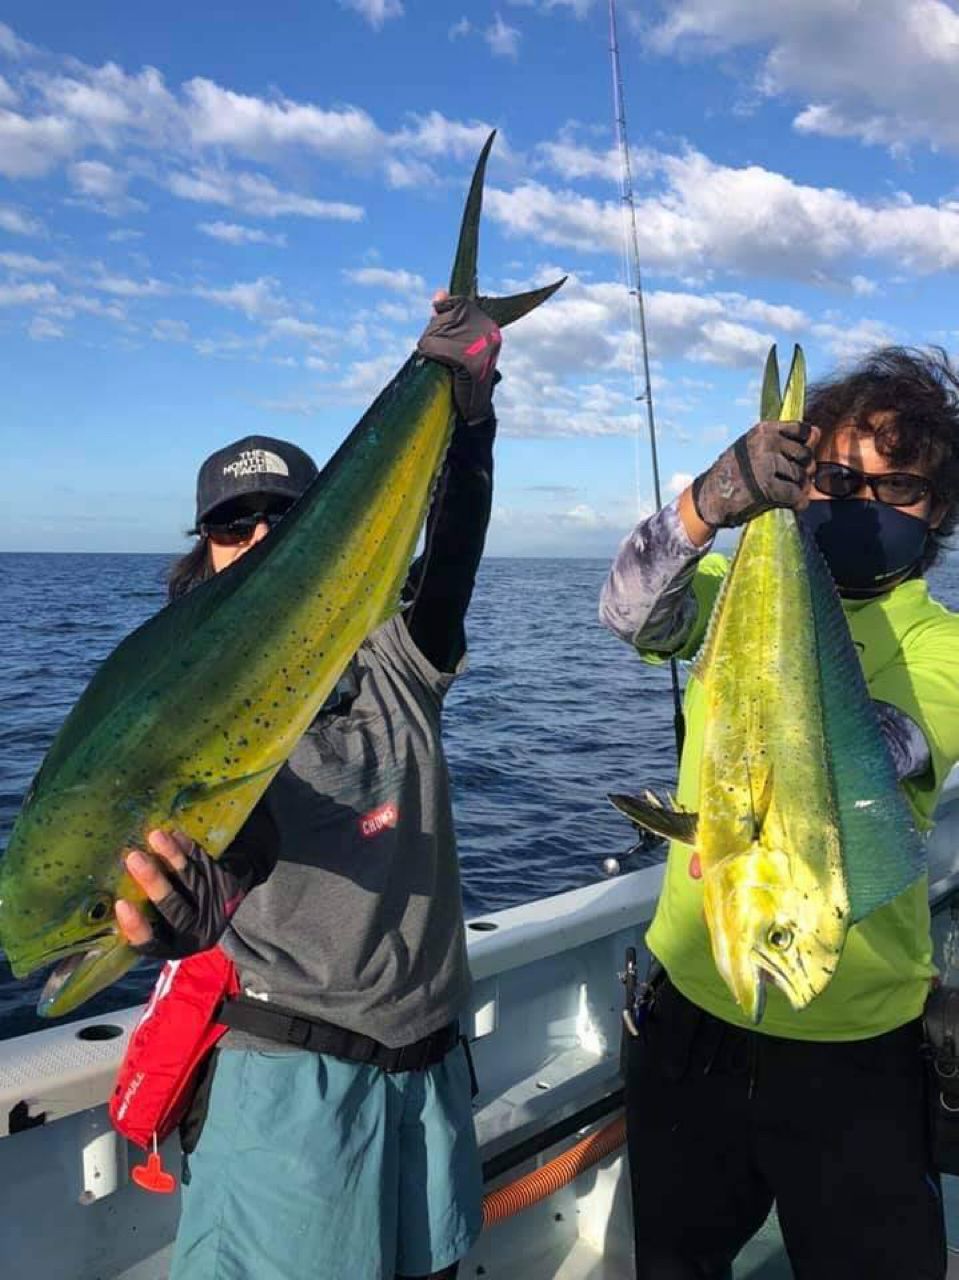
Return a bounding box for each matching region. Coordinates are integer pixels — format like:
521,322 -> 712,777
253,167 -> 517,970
760,345 -> 782,420
779,344 -> 806,421
479,281 -> 567,327
608,790 -> 699,846
449,129 -> 565,324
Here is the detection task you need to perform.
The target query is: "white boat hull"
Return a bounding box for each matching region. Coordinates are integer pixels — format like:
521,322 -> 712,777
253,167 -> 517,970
2,768 -> 959,1279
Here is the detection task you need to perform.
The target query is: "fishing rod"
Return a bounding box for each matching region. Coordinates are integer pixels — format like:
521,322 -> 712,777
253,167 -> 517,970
608,0 -> 686,763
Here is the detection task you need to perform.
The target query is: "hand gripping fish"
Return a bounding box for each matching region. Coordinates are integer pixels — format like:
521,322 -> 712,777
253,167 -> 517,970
610,347 -> 924,1022
0,132 -> 565,1017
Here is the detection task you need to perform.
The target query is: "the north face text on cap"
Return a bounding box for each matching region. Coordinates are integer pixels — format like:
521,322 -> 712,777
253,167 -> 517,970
222,449 -> 290,480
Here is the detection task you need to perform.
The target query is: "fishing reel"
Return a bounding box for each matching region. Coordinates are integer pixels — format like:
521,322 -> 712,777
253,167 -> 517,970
601,829 -> 666,877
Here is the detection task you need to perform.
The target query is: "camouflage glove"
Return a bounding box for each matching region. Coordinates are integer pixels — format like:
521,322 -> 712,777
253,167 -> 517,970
417,296 -> 502,425
691,420 -> 816,529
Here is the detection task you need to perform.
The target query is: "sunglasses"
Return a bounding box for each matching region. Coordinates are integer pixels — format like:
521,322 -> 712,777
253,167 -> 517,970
813,462 -> 931,508
200,507 -> 291,546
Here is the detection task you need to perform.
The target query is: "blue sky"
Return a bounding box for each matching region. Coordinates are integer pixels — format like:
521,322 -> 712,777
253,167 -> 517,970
1,0 -> 959,555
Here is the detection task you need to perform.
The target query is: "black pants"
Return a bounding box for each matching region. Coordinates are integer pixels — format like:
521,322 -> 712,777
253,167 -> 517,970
624,978 -> 946,1280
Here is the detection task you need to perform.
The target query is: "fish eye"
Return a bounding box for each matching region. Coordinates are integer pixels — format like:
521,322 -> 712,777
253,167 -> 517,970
767,925 -> 793,951
86,894 -> 113,924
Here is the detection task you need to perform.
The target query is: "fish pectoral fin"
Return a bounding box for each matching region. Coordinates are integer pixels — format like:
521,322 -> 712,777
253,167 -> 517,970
608,791 -> 699,846
751,766 -> 775,839
170,763 -> 282,854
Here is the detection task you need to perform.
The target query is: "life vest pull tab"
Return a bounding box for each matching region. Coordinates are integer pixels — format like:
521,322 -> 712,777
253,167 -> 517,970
131,1133 -> 177,1194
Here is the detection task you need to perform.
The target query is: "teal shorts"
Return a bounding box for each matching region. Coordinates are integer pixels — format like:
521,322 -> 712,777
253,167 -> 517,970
169,1043 -> 482,1280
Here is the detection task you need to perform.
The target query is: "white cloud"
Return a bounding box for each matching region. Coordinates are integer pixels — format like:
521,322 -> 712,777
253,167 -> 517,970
35,63 -> 181,150
449,18 -> 471,39
487,146 -> 959,280
394,110 -> 502,161
338,0 -> 404,28
68,158 -> 145,215
0,75 -> 17,106
0,251 -> 62,274
269,315 -> 332,344
107,228 -> 144,243
95,274 -> 169,297
195,275 -> 289,319
69,159 -> 127,198
0,22 -> 35,59
536,137 -> 621,183
168,167 -> 364,221
0,204 -> 44,236
184,78 -> 382,161
28,315 -> 64,340
0,280 -> 59,307
0,107 -> 76,177
810,316 -> 897,362
343,266 -> 426,294
152,318 -> 190,342
198,220 -> 286,246
668,472 -> 694,496
647,0 -> 959,154
486,14 -> 522,58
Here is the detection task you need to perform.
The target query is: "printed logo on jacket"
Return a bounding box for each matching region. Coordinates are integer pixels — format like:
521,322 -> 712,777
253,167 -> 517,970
359,802 -> 399,838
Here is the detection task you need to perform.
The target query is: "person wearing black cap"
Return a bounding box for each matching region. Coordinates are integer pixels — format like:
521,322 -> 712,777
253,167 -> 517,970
115,293 -> 501,1280
167,434 -> 319,595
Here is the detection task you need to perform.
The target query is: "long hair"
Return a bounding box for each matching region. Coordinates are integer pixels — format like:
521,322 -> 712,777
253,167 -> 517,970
807,346 -> 959,571
168,537 -> 213,600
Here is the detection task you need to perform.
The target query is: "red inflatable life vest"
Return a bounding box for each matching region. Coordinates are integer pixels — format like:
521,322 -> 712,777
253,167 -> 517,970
109,946 -> 239,1160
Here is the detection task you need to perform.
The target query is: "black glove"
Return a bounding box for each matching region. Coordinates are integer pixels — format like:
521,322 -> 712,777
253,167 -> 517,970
692,419 -> 816,529
417,296 -> 502,425
131,804 -> 277,960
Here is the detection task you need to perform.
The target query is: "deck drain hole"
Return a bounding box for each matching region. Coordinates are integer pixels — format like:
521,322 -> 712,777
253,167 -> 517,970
468,920 -> 497,932
76,1024 -> 124,1042
535,1080 -> 550,1090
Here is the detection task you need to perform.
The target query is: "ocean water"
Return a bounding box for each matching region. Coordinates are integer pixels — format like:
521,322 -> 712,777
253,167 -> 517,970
2,550 -> 957,1042
0,551 -> 680,1040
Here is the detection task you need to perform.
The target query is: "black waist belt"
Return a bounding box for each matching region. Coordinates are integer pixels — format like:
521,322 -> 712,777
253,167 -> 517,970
219,996 -> 460,1073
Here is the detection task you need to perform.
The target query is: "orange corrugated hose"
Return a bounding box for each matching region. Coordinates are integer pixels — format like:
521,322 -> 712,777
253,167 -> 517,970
481,1113 -> 626,1227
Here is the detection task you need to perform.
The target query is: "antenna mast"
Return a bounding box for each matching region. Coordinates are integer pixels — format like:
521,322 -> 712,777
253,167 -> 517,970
608,0 -> 685,760
608,0 -> 663,512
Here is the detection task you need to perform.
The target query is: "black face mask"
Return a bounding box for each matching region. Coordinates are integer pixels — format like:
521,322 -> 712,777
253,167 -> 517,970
798,499 -> 930,599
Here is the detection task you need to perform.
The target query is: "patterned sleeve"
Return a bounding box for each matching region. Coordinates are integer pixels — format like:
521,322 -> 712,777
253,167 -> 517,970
599,499 -> 721,657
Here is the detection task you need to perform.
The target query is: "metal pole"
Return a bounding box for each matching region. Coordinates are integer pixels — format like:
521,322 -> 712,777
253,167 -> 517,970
608,0 -> 685,759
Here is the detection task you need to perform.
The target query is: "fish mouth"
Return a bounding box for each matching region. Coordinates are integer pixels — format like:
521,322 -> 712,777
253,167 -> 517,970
751,947 -> 804,1011
5,928 -> 114,980
32,933 -> 137,1019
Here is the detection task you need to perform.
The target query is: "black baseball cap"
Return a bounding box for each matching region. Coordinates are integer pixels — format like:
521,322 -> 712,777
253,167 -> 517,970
190,435 -> 318,532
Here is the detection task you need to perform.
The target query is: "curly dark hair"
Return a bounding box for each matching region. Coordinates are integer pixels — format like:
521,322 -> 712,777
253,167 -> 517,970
806,346 -> 959,570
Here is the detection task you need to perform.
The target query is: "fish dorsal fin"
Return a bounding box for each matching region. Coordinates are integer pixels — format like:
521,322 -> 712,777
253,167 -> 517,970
608,791 -> 699,846
760,345 -> 782,421
800,524 -> 925,920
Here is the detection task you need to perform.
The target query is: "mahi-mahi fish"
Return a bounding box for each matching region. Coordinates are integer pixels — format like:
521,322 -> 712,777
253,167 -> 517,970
610,346 -> 925,1022
0,132 -> 565,1018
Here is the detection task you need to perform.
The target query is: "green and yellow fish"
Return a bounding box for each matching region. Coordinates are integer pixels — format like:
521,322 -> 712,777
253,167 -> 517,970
611,346 -> 925,1022
0,132 -> 564,1018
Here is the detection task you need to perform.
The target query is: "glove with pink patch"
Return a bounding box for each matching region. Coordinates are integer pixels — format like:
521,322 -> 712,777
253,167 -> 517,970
417,295 -> 502,425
